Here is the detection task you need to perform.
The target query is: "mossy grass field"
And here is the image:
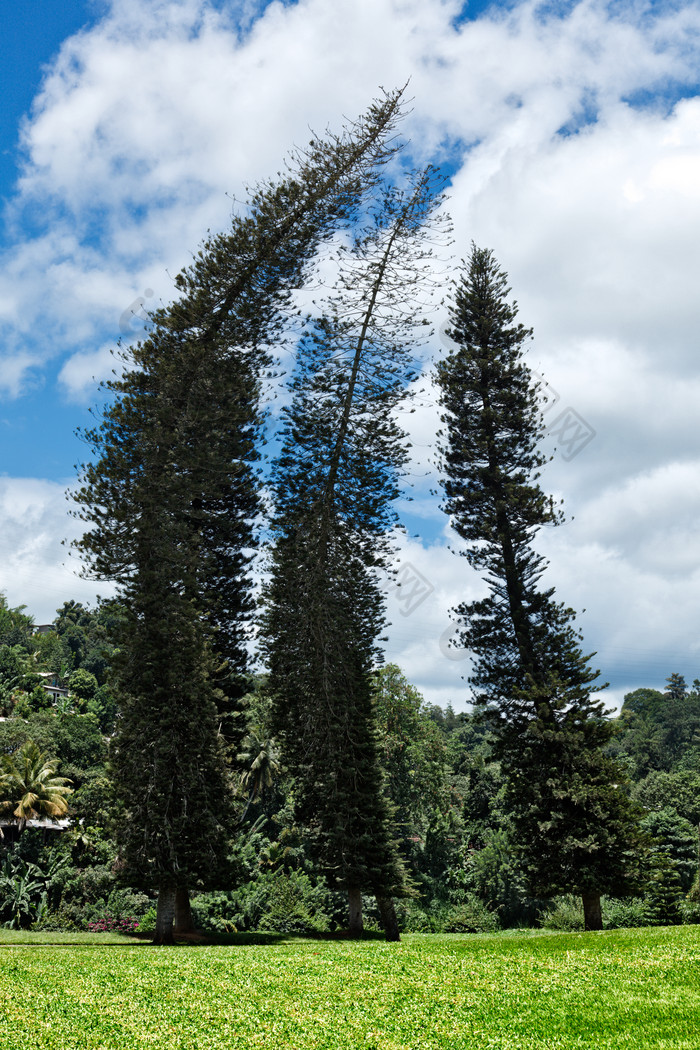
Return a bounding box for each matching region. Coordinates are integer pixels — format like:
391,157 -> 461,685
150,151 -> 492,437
2,926 -> 700,1049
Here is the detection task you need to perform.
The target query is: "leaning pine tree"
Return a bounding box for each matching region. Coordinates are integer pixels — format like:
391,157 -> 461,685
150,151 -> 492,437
73,89 -> 408,944
262,168 -> 449,941
436,246 -> 644,931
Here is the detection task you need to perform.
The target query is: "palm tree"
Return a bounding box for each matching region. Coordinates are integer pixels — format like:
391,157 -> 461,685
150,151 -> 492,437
0,740 -> 72,836
237,729 -> 280,819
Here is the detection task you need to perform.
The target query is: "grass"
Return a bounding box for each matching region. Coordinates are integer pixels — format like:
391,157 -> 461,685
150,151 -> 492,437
1,925 -> 700,1048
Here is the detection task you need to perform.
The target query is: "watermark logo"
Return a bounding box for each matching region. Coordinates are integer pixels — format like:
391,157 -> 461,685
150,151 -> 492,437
438,318 -> 457,352
546,407 -> 596,462
530,368 -> 561,417
437,323 -> 596,463
386,561 -> 435,617
119,289 -> 155,336
531,369 -> 595,461
382,558 -> 471,662
438,623 -> 469,661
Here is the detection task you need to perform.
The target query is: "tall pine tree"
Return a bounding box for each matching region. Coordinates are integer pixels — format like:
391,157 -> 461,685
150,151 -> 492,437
436,246 -> 643,931
262,168 -> 449,941
73,89 -> 409,943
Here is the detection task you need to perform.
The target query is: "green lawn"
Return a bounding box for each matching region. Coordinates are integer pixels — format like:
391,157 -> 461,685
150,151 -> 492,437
1,926 -> 699,1048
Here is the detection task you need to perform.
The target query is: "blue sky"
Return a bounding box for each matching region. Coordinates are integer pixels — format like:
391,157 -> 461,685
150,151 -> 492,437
2,0 -> 700,707
1,3 -> 101,479
2,4 -> 99,195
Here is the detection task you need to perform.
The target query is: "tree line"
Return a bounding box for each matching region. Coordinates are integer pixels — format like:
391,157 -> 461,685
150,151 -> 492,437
1,88 -> 693,941
0,610 -> 698,934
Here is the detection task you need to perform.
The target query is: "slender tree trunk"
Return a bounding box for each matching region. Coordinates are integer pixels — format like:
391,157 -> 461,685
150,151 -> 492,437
377,896 -> 400,942
582,892 -> 602,931
153,881 -> 177,945
174,886 -> 194,936
348,888 -> 364,937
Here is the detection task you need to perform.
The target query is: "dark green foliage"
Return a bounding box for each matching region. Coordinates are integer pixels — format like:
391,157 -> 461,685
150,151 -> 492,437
83,685 -> 118,735
643,851 -> 685,926
503,714 -> 646,902
2,586 -> 698,937
5,824 -> 153,934
68,669 -> 98,704
622,687 -> 667,719
192,870 -> 333,935
51,600 -> 122,685
453,750 -> 505,849
0,595 -> 34,651
72,88 -> 409,720
262,169 -> 448,927
0,852 -> 49,929
464,827 -> 539,927
71,91 -> 413,942
0,643 -> 45,717
436,248 -> 601,725
640,807 -> 698,894
666,673 -> 688,700
0,711 -> 105,791
108,589 -> 234,895
436,247 -> 643,919
442,896 -> 500,933
633,769 -> 700,827
614,678 -> 700,776
372,666 -> 455,865
0,645 -> 30,687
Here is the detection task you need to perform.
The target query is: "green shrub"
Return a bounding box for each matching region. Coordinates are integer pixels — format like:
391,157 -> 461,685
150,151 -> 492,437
190,892 -> 239,933
680,899 -> 700,925
254,871 -> 331,934
643,852 -> 685,926
54,863 -> 115,912
137,907 -> 157,936
543,895 -> 651,931
32,908 -> 80,932
443,896 -> 499,933
193,871 -> 332,935
104,888 -> 152,922
393,900 -> 439,933
601,897 -> 647,929
541,896 -> 584,931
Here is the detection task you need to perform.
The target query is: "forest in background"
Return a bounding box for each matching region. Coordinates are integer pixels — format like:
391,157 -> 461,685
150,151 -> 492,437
0,594 -> 698,937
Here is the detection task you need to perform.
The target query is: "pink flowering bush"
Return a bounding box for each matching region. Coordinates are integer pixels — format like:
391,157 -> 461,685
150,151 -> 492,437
87,916 -> 140,935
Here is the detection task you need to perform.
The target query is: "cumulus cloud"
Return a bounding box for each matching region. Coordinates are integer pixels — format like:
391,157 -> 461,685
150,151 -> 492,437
0,478 -> 115,623
1,0 -> 700,703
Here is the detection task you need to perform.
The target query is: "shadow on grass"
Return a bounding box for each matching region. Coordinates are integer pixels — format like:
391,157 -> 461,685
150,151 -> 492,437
0,929 -> 389,948
181,929 -> 388,947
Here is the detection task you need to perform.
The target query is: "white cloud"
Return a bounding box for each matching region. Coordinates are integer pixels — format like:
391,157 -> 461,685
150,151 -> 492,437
58,343 -> 120,401
0,0 -> 699,702
0,353 -> 43,398
0,478 -> 114,623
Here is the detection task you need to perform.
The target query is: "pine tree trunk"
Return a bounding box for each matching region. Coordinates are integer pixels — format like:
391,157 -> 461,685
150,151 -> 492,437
377,896 -> 400,942
348,888 -> 363,937
153,881 -> 177,945
582,892 -> 602,931
173,886 -> 194,935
